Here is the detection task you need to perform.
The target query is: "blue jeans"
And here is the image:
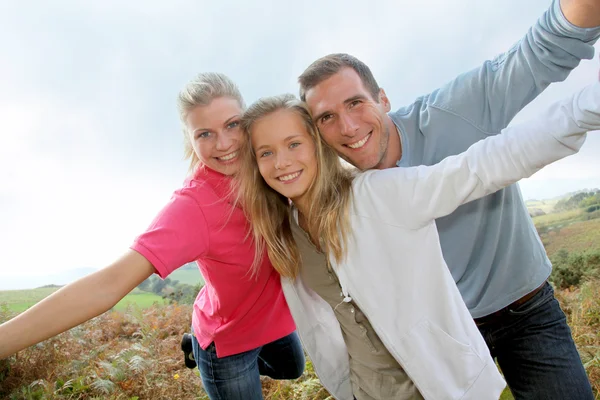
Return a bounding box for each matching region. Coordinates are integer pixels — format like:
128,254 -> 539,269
191,332 -> 305,400
477,282 -> 593,399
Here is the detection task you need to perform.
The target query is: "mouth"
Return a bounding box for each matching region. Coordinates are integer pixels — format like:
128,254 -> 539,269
345,132 -> 371,150
216,150 -> 239,163
276,170 -> 302,183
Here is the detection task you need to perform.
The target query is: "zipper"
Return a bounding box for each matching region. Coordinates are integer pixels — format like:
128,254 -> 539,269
340,281 -> 429,399
286,280 -> 350,400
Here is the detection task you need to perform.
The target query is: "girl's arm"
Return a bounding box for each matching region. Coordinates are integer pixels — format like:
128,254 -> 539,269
0,250 -> 154,359
357,82 -> 600,228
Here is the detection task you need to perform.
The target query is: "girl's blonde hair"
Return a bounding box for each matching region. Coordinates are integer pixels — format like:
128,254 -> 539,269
177,72 -> 245,171
236,93 -> 354,278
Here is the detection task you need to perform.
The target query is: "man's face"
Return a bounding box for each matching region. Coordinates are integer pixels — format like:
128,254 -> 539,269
305,68 -> 392,170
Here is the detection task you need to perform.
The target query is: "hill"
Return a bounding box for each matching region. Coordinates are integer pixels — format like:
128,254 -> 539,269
526,188 -> 599,215
0,268 -> 98,291
169,263 -> 204,286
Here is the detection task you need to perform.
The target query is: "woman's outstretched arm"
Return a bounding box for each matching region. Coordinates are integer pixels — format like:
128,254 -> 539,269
0,250 -> 154,359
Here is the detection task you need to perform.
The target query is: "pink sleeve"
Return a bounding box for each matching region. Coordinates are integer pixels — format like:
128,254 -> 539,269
131,189 -> 209,279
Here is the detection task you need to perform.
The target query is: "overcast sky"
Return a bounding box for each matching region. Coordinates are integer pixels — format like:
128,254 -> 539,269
1,0 -> 599,277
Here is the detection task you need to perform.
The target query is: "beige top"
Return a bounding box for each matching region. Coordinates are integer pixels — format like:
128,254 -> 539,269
291,221 -> 423,400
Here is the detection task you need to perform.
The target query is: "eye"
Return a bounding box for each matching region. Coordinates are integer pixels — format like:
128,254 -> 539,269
349,99 -> 361,108
289,142 -> 301,149
259,150 -> 272,158
226,120 -> 240,129
320,114 -> 333,124
196,131 -> 211,139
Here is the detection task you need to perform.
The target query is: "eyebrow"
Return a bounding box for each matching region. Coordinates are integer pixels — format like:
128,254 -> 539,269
254,134 -> 302,153
312,95 -> 367,123
193,115 -> 240,134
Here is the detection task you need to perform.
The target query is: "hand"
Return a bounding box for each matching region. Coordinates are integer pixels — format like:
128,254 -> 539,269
561,0 -> 600,28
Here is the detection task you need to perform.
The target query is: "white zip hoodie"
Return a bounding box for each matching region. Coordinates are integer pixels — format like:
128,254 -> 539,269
282,83 -> 600,400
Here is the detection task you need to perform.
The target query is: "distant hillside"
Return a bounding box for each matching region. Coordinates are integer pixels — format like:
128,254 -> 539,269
526,188 -> 600,215
0,268 -> 98,291
1,263 -> 204,291
170,263 -> 204,286
527,188 -> 599,204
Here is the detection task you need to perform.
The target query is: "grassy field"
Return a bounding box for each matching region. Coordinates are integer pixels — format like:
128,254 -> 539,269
526,198 -> 560,214
0,287 -> 165,313
532,208 -> 584,229
0,264 -> 201,314
113,292 -> 167,311
541,218 -> 600,258
530,206 -> 600,259
0,287 -> 61,313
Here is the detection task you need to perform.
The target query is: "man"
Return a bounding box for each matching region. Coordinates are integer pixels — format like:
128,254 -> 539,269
299,0 -> 600,398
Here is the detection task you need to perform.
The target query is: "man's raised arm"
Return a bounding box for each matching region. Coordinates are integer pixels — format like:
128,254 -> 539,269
425,0 -> 600,135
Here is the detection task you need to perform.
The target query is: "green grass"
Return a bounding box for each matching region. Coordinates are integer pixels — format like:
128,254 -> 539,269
532,208 -> 584,229
500,388 -> 514,399
0,288 -> 166,313
113,292 -> 166,311
526,198 -> 560,214
0,287 -> 61,313
541,218 -> 600,258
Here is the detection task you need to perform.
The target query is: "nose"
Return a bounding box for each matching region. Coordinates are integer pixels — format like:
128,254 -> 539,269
215,130 -> 237,152
275,151 -> 292,170
339,112 -> 358,137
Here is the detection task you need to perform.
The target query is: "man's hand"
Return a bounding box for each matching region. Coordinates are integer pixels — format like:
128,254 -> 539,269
561,0 -> 600,28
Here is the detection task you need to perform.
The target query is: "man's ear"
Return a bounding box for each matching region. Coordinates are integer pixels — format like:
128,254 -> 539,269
379,88 -> 391,112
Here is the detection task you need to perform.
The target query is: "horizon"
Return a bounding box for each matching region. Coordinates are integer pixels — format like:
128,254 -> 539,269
0,185 -> 596,289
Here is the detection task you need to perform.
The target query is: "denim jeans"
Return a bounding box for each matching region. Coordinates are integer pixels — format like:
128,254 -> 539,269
477,282 -> 593,400
191,332 -> 305,400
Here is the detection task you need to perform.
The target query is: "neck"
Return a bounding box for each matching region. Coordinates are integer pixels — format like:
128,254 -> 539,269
377,116 -> 402,169
293,196 -> 309,219
296,204 -> 322,252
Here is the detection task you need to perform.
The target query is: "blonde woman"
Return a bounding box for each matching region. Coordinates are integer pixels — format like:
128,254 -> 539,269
0,73 -> 304,400
236,83 -> 600,400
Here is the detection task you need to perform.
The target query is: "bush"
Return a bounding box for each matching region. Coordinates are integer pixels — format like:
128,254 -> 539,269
550,250 -> 600,289
586,204 -> 600,213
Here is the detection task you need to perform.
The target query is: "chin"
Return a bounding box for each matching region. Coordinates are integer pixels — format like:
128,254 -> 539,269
221,164 -> 242,176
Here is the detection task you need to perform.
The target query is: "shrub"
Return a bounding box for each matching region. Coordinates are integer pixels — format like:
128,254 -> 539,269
550,250 -> 600,289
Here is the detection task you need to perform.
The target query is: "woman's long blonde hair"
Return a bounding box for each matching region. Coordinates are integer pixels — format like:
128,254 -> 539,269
236,93 -> 354,279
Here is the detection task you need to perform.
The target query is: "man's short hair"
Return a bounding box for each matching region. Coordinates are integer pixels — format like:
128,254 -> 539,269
298,53 -> 380,102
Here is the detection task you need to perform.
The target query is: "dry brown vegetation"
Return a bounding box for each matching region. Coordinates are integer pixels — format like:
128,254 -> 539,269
0,303 -> 331,399
1,280 -> 599,399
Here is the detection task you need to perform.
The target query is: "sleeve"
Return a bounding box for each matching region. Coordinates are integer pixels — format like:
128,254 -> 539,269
358,82 -> 600,228
426,0 -> 600,134
130,189 -> 210,279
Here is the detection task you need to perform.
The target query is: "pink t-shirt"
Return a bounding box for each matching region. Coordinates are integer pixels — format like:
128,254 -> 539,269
131,166 -> 296,357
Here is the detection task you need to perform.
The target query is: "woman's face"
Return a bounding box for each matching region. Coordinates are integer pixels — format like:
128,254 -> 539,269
251,109 -> 317,206
186,96 -> 244,175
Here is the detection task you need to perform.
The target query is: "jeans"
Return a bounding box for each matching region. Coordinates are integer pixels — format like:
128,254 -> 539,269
191,332 -> 305,400
477,282 -> 593,400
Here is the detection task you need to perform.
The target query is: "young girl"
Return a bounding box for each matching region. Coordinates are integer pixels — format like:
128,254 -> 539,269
236,83 -> 600,400
0,73 -> 304,400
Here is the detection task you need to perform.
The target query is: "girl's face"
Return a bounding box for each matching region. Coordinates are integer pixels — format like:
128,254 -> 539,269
186,97 -> 243,176
251,109 -> 317,207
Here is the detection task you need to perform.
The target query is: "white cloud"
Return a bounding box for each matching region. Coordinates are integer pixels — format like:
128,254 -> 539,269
0,0 -> 598,278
